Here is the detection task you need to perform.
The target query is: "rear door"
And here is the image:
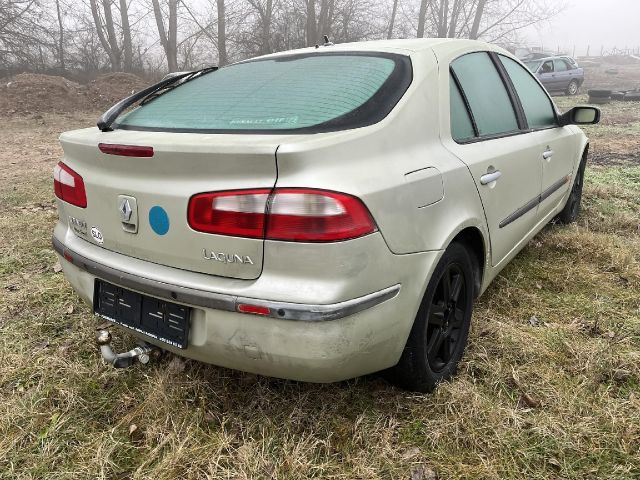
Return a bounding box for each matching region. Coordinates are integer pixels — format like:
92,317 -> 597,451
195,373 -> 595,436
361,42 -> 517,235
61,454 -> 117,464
553,59 -> 571,91
446,52 -> 543,266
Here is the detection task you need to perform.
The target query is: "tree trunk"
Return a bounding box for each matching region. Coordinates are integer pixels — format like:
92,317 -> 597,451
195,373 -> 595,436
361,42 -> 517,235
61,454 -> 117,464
306,0 -> 317,46
217,0 -> 227,65
102,0 -> 121,70
416,0 -> 429,38
152,0 -> 179,72
261,0 -> 273,54
469,0 -> 487,39
55,0 -> 65,71
120,0 -> 133,71
89,0 -> 120,71
387,0 -> 398,39
437,0 -> 449,37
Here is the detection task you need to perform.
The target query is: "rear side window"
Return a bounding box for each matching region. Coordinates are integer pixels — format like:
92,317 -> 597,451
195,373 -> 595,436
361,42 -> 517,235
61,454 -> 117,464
499,55 -> 557,129
116,53 -> 411,133
451,52 -> 519,137
449,75 -> 475,141
554,59 -> 569,72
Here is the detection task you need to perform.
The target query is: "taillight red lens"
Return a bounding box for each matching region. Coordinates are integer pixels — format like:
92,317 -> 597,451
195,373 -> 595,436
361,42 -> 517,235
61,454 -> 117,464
98,143 -> 154,157
53,162 -> 87,208
188,189 -> 270,238
188,188 -> 376,242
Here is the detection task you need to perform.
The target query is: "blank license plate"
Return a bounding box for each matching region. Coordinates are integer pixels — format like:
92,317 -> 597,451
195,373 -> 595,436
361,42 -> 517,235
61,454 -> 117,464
93,279 -> 190,348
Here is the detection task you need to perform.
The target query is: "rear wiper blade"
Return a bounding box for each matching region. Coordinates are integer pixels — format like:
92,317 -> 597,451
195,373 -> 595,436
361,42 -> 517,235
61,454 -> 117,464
97,66 -> 218,132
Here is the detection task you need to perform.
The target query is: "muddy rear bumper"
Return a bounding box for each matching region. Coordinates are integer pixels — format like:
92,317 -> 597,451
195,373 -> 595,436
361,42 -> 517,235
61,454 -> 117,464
52,227 -> 441,382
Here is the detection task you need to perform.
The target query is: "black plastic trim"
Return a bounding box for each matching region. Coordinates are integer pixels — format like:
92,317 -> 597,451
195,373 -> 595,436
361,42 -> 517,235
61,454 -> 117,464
499,175 -> 571,228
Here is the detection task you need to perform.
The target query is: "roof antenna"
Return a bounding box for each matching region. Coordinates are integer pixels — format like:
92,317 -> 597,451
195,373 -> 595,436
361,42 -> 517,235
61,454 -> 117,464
323,35 -> 333,46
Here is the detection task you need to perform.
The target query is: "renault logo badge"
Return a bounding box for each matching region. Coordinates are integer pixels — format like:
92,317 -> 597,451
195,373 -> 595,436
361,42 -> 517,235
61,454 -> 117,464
117,195 -> 138,233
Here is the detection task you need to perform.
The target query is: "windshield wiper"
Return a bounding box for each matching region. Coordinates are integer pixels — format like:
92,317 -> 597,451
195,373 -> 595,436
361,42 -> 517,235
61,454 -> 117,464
97,66 -> 218,132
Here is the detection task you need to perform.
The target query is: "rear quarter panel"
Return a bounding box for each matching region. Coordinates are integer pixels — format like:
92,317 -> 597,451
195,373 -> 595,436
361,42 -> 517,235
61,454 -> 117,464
274,48 -> 488,257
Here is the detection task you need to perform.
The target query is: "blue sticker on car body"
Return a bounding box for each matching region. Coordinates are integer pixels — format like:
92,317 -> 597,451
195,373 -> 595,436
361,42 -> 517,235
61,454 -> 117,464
149,206 -> 170,235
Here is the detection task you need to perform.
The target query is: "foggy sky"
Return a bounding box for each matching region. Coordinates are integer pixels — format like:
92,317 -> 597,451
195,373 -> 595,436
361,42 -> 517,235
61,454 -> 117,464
522,0 -> 640,56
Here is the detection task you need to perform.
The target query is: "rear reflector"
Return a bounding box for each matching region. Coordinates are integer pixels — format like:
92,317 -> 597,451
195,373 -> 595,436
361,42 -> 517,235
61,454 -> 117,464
188,188 -> 376,242
237,304 -> 271,315
53,162 -> 87,208
98,143 -> 154,157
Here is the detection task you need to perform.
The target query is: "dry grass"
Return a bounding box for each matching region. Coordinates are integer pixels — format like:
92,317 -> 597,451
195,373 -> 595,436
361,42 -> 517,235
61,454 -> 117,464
0,107 -> 639,479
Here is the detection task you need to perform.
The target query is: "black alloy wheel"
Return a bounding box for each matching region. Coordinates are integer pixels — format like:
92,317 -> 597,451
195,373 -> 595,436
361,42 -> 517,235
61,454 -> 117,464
387,242 -> 474,393
425,263 -> 468,373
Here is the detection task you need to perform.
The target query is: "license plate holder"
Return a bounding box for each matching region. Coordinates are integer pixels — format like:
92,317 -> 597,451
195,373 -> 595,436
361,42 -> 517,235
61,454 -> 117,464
93,279 -> 190,349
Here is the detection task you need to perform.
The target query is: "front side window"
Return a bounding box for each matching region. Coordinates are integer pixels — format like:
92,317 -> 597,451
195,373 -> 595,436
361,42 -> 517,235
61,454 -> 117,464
499,55 -> 557,129
540,61 -> 554,74
450,52 -> 519,137
116,53 -> 411,133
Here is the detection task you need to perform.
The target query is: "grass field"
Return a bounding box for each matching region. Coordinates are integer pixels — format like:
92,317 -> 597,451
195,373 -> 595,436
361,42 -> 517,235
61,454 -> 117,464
0,97 -> 639,479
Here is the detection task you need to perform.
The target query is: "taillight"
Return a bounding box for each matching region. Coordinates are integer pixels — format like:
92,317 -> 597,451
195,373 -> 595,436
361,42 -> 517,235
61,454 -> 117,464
53,162 -> 87,208
188,188 -> 377,242
98,143 -> 154,157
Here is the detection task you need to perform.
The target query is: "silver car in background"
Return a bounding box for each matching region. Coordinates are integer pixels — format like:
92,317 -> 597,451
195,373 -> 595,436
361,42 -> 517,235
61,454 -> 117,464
524,56 -> 585,96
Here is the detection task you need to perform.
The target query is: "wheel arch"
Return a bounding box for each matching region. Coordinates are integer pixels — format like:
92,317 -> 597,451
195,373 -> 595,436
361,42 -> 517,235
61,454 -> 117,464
450,226 -> 486,298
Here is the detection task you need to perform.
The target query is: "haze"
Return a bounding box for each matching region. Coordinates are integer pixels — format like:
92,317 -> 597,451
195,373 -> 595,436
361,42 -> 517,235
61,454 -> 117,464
524,0 -> 640,55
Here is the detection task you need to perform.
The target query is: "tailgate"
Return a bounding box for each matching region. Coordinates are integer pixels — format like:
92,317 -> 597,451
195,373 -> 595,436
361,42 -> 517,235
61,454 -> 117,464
58,127 -> 286,280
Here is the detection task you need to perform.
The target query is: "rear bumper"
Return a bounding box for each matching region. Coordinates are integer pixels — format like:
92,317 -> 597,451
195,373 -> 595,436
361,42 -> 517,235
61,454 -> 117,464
53,228 -> 441,382
53,236 -> 400,322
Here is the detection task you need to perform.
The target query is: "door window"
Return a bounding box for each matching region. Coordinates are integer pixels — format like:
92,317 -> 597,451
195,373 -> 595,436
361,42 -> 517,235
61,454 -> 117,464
499,55 -> 557,129
540,61 -> 554,74
554,59 -> 569,72
449,74 -> 475,141
451,52 -> 519,137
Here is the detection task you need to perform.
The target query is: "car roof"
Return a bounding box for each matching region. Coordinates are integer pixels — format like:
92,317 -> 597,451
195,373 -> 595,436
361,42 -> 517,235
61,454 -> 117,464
253,38 -> 500,59
525,55 -> 575,62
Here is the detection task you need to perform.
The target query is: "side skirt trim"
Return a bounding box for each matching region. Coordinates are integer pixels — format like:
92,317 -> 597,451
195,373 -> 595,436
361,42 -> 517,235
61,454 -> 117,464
499,175 -> 571,229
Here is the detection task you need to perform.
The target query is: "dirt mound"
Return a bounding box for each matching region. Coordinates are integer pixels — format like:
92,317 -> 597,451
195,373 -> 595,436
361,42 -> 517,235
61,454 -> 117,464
0,72 -> 151,115
0,73 -> 84,114
87,73 -> 150,109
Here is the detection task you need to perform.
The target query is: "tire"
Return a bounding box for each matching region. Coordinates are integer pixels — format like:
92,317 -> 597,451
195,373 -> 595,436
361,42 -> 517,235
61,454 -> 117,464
588,96 -> 611,105
557,157 -> 586,224
587,89 -> 612,98
623,93 -> 640,102
385,242 -> 474,393
611,91 -> 626,101
566,80 -> 580,96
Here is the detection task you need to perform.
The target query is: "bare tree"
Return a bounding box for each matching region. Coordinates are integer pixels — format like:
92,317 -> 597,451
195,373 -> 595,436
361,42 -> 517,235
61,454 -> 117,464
416,0 -> 429,38
119,0 -> 133,71
387,0 -> 399,39
152,0 -> 179,72
217,0 -> 227,64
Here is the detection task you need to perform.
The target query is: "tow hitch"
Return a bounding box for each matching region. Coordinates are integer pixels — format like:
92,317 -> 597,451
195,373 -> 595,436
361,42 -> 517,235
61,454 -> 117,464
96,329 -> 157,368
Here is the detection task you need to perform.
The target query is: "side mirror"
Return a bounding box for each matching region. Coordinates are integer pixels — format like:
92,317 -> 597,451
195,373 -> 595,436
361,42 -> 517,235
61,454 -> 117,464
559,106 -> 601,127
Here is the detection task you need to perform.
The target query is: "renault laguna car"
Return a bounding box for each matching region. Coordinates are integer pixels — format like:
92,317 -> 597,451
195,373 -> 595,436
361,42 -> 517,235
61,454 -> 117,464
53,39 -> 599,392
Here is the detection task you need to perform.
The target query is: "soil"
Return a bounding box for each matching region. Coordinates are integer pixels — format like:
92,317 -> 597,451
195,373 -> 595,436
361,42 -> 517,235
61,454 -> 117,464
0,72 -> 150,116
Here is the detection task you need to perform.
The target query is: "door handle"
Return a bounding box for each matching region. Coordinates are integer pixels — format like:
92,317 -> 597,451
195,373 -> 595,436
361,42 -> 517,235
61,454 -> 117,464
480,170 -> 502,185
543,149 -> 554,160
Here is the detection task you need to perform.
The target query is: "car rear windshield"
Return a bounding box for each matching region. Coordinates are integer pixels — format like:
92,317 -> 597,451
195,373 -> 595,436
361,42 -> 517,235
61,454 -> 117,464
115,52 -> 412,134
